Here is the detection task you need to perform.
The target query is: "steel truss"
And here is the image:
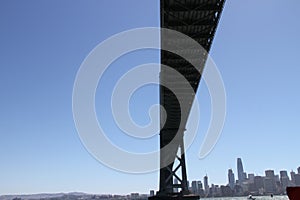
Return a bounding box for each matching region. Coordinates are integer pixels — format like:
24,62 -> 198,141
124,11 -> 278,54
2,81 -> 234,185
150,1 -> 225,200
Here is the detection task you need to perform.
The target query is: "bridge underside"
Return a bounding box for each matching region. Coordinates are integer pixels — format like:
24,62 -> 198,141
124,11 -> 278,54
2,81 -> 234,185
150,0 -> 225,200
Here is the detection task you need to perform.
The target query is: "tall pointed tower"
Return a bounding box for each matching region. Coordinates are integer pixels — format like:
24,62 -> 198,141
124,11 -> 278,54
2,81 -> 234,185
237,158 -> 245,184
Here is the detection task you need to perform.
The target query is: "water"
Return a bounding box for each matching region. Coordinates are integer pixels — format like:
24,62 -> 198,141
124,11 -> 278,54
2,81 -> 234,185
201,196 -> 288,200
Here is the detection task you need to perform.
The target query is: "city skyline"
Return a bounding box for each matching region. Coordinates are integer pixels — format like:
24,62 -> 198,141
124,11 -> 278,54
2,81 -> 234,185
1,0 -> 300,195
187,158 -> 300,197
201,158 -> 300,186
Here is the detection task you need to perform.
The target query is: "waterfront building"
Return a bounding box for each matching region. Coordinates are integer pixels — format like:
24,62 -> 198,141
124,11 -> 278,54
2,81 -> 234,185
254,176 -> 264,192
220,185 -> 233,197
214,185 -> 222,197
264,177 -> 275,194
197,181 -> 203,190
281,176 -> 289,193
248,173 -> 255,183
237,158 -> 246,184
274,175 -> 280,183
265,170 -> 276,194
265,170 -> 275,178
291,171 -> 296,185
243,172 -> 247,180
191,181 -> 197,194
150,190 -> 155,197
204,175 -> 209,196
294,174 -> 300,186
197,181 -> 204,195
211,184 -> 216,197
280,170 -> 288,178
173,179 -> 178,193
130,193 -> 139,200
228,169 -> 235,189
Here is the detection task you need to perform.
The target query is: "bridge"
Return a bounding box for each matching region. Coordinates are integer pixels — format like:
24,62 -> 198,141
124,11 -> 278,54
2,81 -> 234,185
150,0 -> 226,200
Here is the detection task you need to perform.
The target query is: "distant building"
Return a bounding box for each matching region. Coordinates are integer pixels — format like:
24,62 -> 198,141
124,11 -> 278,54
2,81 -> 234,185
214,185 -> 222,197
197,180 -> 203,190
173,179 -> 179,193
280,170 -> 288,178
298,167 -> 300,174
191,181 -> 197,194
197,181 -> 204,196
265,170 -> 275,178
243,172 -> 247,180
248,173 -> 255,183
248,182 -> 257,194
204,175 -> 209,196
264,177 -> 275,194
240,181 -> 249,193
237,158 -> 246,184
220,185 -> 233,197
130,193 -> 139,200
275,175 -> 280,182
149,190 -> 155,197
228,169 -> 235,189
264,170 -> 276,194
254,176 -> 264,192
275,174 -> 280,184
233,184 -> 243,196
281,176 -> 289,193
294,174 -> 300,186
291,171 -> 296,185
211,184 -> 216,197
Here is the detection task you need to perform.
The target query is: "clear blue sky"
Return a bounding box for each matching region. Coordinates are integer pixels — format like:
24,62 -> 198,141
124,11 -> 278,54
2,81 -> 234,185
1,0 -> 300,195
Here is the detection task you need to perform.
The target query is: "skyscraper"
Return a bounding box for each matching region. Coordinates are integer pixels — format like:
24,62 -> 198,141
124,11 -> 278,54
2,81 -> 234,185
191,181 -> 197,194
264,170 -> 276,194
291,171 -> 296,185
197,181 -> 203,190
280,170 -> 288,178
204,175 -> 209,195
237,158 -> 246,184
254,176 -> 264,192
248,173 -> 255,183
280,170 -> 290,192
197,181 -> 204,196
228,169 -> 235,189
265,170 -> 275,178
264,177 -> 275,194
294,174 -> 300,186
